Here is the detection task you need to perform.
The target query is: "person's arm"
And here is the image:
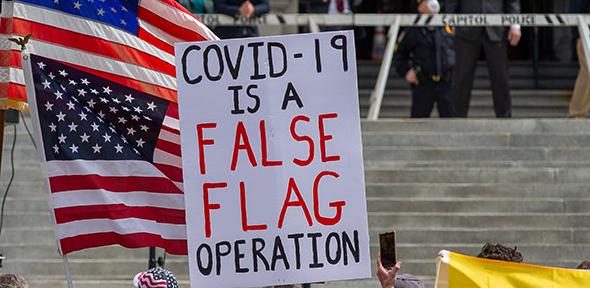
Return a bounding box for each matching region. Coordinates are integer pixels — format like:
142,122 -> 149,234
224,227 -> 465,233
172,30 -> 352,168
253,0 -> 270,17
213,0 -> 241,16
377,256 -> 402,288
393,30 -> 419,85
444,0 -> 459,13
505,0 -> 522,46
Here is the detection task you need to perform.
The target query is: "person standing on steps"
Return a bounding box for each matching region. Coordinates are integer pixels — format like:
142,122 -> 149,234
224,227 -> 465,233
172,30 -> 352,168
445,0 -> 522,118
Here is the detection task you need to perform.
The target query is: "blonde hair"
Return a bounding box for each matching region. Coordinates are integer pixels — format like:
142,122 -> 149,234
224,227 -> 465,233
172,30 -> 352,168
0,274 -> 28,288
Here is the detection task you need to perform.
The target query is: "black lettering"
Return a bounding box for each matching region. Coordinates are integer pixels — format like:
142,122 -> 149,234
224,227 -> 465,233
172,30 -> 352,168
271,236 -> 290,270
229,85 -> 245,115
196,243 -> 213,276
314,39 -> 322,73
248,42 -> 266,80
268,42 -> 288,78
308,232 -> 324,268
204,44 -> 224,81
246,84 -> 260,114
342,230 -> 360,265
288,233 -> 304,269
281,82 -> 304,110
252,238 -> 270,272
325,232 -> 342,265
224,45 -> 244,80
215,241 -> 231,276
234,240 -> 249,273
181,45 -> 202,85
330,35 -> 348,72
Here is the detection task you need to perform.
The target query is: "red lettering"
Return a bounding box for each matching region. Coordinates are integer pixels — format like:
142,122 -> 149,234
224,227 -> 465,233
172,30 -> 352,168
290,115 -> 314,166
240,181 -> 268,232
277,178 -> 313,229
203,182 -> 226,238
319,113 -> 340,162
313,171 -> 346,226
196,123 -> 217,175
230,121 -> 258,171
259,120 -> 283,167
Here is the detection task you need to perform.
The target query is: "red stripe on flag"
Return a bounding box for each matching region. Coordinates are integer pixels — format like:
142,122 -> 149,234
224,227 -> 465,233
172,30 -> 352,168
161,125 -> 180,135
166,102 -> 179,119
49,175 -> 183,194
59,232 -> 188,255
54,204 -> 186,224
138,7 -> 207,42
155,139 -> 181,157
153,163 -> 183,183
11,19 -> 176,77
0,83 -> 27,102
137,27 -> 174,55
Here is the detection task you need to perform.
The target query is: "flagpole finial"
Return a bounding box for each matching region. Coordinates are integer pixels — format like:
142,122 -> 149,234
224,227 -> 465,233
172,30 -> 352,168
8,34 -> 32,52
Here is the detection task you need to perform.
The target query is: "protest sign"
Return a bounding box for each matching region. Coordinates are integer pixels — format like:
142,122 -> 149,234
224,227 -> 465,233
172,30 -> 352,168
175,31 -> 371,288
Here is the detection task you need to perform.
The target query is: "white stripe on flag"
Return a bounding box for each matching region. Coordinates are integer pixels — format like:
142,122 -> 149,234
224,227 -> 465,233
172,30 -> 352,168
55,218 -> 187,240
47,160 -> 171,178
0,1 -> 13,17
158,129 -> 180,145
139,19 -> 183,44
52,189 -> 185,210
153,148 -> 182,168
163,116 -> 179,130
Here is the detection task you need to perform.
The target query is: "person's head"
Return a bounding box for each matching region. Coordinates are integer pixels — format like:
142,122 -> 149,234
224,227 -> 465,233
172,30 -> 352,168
0,274 -> 28,288
133,267 -> 178,288
477,243 -> 523,263
417,0 -> 440,15
577,260 -> 590,270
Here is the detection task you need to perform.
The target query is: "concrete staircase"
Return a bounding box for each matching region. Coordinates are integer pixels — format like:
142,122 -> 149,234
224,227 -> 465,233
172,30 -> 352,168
358,61 -> 577,118
2,118 -> 590,287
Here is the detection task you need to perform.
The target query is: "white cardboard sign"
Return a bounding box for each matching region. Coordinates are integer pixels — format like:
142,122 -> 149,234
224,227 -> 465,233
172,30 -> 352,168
175,31 -> 371,288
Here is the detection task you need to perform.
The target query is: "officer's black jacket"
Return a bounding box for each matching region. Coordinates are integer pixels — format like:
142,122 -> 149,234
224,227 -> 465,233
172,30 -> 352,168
393,27 -> 455,81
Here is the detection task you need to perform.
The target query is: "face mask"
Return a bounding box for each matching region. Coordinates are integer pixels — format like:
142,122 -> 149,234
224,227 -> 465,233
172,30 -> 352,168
426,0 -> 440,13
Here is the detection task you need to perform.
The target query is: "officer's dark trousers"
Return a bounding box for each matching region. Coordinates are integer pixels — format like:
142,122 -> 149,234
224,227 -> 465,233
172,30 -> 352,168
411,81 -> 454,118
454,35 -> 512,118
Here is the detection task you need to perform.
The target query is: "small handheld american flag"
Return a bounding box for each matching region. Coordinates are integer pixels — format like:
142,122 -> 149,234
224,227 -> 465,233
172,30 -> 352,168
25,54 -> 187,255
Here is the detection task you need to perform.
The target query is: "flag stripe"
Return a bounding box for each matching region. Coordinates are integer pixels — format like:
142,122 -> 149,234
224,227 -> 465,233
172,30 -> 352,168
158,129 -> 180,145
155,139 -> 181,158
153,163 -> 183,183
59,232 -> 187,255
56,218 -> 187,240
153,148 -> 182,168
52,189 -> 185,210
137,26 -> 174,55
50,175 -> 183,194
47,160 -> 173,178
54,204 -> 186,225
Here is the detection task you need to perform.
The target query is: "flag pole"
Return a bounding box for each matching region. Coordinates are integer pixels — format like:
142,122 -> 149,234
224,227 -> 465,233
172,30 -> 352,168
62,254 -> 74,288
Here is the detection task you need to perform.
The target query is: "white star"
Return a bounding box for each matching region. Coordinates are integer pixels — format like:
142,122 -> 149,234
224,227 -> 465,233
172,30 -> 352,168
56,112 -> 66,122
109,126 -> 116,133
81,78 -> 90,85
87,99 -> 96,108
84,106 -> 91,112
103,86 -> 112,95
110,107 -> 119,114
110,6 -> 117,13
68,122 -> 78,132
122,106 -> 130,112
140,125 -> 149,132
131,115 -> 140,121
127,127 -> 136,135
120,19 -> 127,26
42,79 -> 51,89
91,122 -> 100,131
92,144 -> 102,153
100,97 -> 109,103
78,112 -> 88,121
54,90 -> 63,99
66,101 -> 76,110
146,102 -> 157,111
136,138 -> 145,148
58,134 -> 67,143
52,144 -> 59,154
114,143 -> 124,153
53,0 -> 59,4
78,89 -> 87,97
143,116 -> 152,121
44,101 -> 54,111
102,133 -> 112,142
134,149 -> 141,155
98,111 -> 106,119
133,106 -> 143,113
59,70 -> 68,77
125,94 -> 134,102
112,98 -> 121,104
121,6 -> 128,12
121,136 -> 128,144
118,117 -> 127,124
60,85 -> 66,91
97,8 -> 105,16
73,1 -> 82,9
48,72 -> 56,79
69,144 -> 79,153
37,62 -> 46,70
68,79 -> 77,86
90,89 -> 99,95
80,133 -> 90,143
48,123 -> 57,132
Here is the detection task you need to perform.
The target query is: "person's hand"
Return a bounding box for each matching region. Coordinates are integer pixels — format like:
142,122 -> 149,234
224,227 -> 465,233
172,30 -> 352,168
239,1 -> 255,18
377,256 -> 402,288
508,27 -> 521,47
405,69 -> 419,85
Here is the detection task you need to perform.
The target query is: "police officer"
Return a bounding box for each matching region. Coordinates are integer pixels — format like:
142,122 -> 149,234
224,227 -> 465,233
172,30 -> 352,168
393,0 -> 455,118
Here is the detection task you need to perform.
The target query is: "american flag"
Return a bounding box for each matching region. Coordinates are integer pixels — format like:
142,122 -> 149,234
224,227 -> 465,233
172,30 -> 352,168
0,0 -> 217,110
134,267 -> 178,288
28,54 -> 188,255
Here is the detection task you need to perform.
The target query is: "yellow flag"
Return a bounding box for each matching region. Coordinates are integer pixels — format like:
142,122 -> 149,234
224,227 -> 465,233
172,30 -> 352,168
435,250 -> 590,288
